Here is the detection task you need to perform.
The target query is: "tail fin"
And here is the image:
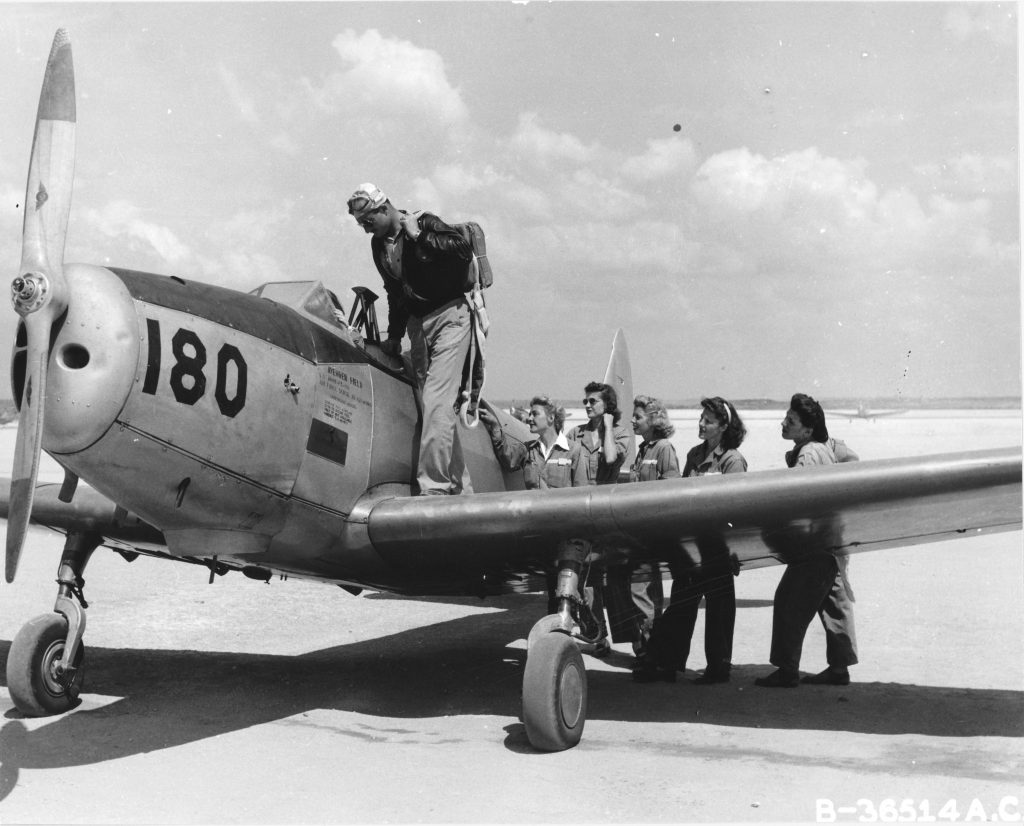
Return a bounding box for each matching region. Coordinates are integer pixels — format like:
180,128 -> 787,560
603,328 -> 636,469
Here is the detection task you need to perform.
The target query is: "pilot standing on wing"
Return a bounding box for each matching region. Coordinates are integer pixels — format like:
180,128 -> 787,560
755,393 -> 858,688
347,183 -> 474,496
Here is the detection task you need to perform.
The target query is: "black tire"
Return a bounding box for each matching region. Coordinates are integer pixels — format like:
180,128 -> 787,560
7,613 -> 85,717
526,614 -> 566,652
522,631 -> 587,751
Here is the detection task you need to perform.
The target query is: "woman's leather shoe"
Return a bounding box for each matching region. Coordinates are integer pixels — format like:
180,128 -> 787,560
754,668 -> 799,688
801,667 -> 850,685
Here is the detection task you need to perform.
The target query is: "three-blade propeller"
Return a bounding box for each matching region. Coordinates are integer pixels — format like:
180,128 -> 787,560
6,28 -> 76,583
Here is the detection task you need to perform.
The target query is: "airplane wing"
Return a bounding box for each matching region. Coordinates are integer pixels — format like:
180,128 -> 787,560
0,480 -> 165,548
1,448 -> 1019,595
365,448 -> 1021,588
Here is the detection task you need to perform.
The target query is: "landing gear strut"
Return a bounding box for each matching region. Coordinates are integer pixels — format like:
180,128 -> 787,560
7,531 -> 100,716
522,556 -> 594,751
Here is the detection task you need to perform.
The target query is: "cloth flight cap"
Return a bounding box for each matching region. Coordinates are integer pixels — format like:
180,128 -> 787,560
347,183 -> 388,217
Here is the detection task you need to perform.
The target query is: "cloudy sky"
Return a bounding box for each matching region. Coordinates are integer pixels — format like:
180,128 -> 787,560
0,2 -> 1018,404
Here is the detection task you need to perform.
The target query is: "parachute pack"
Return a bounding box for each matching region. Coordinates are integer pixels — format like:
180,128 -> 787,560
410,212 -> 493,292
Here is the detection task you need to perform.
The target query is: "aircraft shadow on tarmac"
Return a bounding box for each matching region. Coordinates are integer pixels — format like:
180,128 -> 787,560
1,594 -> 1020,799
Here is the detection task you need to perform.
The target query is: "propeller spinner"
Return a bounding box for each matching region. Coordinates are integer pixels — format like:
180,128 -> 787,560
7,28 -> 76,583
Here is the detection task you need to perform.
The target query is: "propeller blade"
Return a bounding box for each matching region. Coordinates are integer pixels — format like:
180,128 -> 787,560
6,313 -> 54,582
7,28 -> 76,584
21,28 -> 75,281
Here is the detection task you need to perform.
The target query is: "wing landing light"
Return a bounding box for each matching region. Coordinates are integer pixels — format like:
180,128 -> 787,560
7,29 -> 76,583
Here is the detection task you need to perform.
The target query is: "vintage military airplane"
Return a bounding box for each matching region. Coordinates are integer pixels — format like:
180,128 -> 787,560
2,30 -> 1021,752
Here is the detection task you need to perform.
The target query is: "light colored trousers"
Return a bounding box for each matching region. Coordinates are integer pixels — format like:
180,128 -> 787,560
769,553 -> 858,672
407,298 -> 472,495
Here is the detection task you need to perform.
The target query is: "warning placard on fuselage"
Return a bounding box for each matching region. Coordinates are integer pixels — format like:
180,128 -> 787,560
309,365 -> 372,468
318,365 -> 371,424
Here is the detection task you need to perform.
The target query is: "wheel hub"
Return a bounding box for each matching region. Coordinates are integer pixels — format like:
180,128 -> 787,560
558,662 -> 584,728
42,639 -> 72,696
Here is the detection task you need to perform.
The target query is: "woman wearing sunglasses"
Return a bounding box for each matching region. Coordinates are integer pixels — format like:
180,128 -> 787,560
567,382 -> 630,484
563,381 -> 634,655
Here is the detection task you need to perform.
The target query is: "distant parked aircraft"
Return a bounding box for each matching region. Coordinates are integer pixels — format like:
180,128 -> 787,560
826,402 -> 908,421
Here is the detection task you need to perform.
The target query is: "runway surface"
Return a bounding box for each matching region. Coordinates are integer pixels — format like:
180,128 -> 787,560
0,413 -> 1021,824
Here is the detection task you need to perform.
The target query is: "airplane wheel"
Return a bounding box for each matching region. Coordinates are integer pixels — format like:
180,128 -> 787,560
7,613 -> 85,717
526,614 -> 565,652
522,631 -> 587,751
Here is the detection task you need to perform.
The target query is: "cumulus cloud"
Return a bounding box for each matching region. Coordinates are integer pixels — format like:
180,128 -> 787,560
921,194 -> 1017,267
412,142 -> 860,301
692,147 -> 877,222
562,168 -> 643,219
424,164 -> 486,199
84,200 -> 191,265
311,28 -> 467,125
914,153 -> 1017,196
690,146 -> 887,263
475,175 -> 556,225
504,112 -> 602,167
621,137 -> 698,182
78,198 -> 304,292
408,166 -> 491,214
685,145 -> 1016,290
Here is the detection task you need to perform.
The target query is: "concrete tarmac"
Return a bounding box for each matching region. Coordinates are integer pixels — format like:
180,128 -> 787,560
1,523 -> 1021,824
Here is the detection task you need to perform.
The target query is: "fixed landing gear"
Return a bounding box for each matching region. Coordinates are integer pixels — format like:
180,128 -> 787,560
523,628 -> 586,751
521,562 -> 597,751
6,531 -> 100,716
7,613 -> 85,715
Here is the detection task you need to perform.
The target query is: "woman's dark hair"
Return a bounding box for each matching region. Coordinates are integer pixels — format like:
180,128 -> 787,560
530,395 -> 565,433
585,380 -> 621,425
790,393 -> 829,442
633,395 -> 675,439
701,396 -> 746,449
